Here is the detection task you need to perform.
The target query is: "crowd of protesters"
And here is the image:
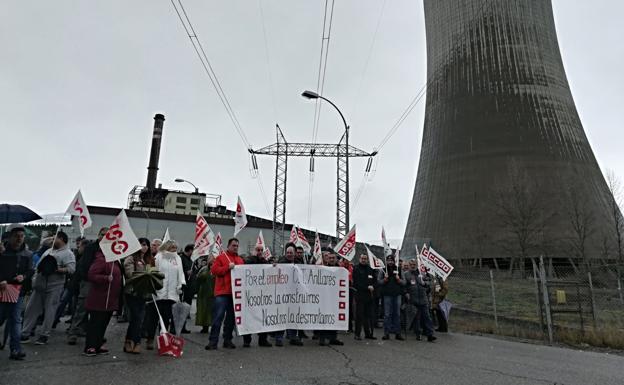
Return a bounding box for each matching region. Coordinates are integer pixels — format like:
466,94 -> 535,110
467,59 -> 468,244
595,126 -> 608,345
0,224 -> 449,360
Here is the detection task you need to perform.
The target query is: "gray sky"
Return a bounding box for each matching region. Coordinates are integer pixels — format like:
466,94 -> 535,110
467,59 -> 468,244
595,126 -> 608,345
1,1 -> 622,247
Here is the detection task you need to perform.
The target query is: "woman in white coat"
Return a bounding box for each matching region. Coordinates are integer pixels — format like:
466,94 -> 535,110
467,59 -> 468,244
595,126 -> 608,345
144,240 -> 185,348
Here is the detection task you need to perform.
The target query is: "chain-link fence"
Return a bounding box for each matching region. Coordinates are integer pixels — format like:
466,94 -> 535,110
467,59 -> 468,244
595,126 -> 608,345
446,258 -> 624,349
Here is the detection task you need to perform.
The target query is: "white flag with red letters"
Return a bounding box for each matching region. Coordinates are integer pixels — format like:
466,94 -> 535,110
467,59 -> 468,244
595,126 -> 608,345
381,226 -> 391,257
212,232 -> 223,257
365,245 -> 385,270
66,190 -> 92,236
100,210 -> 141,262
335,225 -> 356,261
233,196 -> 248,236
419,244 -> 454,280
193,212 -> 214,260
313,232 -> 323,265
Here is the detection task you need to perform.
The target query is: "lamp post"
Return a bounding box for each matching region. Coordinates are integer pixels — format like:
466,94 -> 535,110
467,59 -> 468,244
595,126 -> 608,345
301,90 -> 350,238
174,178 -> 199,193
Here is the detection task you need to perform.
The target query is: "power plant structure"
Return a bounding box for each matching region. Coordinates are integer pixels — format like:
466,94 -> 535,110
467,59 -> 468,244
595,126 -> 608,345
402,0 -> 617,263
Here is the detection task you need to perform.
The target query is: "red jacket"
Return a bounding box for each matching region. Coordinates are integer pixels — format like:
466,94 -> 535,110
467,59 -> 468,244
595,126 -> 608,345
211,251 -> 244,296
85,251 -> 122,312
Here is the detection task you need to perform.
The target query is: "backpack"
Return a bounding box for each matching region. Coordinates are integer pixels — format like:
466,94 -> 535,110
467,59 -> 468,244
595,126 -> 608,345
37,254 -> 58,277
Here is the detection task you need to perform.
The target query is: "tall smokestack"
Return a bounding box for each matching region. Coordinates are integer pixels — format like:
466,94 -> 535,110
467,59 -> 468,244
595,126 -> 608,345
146,113 -> 165,189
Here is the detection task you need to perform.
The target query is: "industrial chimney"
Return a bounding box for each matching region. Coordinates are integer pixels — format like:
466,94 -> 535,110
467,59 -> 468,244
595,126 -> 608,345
146,114 -> 165,190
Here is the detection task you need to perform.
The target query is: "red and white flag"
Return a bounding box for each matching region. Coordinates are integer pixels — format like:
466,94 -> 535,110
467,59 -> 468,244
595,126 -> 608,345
313,232 -> 322,265
419,244 -> 454,280
100,210 -> 141,262
297,228 -> 311,253
66,190 -> 92,236
335,225 -> 356,261
365,245 -> 385,270
193,212 -> 214,260
395,248 -> 401,273
289,225 -> 298,243
212,232 -> 223,257
415,244 -> 427,274
162,228 -> 171,243
263,246 -> 272,260
381,226 -> 391,257
233,196 -> 248,236
256,230 -> 266,248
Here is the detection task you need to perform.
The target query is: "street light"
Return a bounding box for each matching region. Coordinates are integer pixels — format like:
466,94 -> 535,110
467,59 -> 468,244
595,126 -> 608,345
301,90 -> 351,237
174,178 -> 199,193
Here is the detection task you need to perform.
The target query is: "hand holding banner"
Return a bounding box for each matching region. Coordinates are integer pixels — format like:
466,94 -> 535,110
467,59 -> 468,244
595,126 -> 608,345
100,210 -> 141,262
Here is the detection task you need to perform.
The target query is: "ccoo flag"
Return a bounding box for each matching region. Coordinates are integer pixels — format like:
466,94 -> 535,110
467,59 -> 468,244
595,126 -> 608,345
66,190 -> 92,236
233,196 -> 248,236
193,212 -> 214,260
365,245 -> 385,270
100,210 -> 141,262
335,225 -> 356,261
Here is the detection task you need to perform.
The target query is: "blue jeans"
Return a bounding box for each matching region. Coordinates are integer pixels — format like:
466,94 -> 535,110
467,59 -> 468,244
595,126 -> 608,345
0,296 -> 23,354
274,329 -> 299,342
383,295 -> 401,335
208,295 -> 235,346
54,288 -> 74,324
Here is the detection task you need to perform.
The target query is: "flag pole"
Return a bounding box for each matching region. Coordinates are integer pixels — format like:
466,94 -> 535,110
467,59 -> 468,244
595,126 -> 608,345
105,261 -> 112,309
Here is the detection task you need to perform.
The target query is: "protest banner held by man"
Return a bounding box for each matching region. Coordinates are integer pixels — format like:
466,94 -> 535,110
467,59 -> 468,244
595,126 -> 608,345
352,253 -> 377,340
242,244 -> 272,347
318,249 -> 344,347
274,243 -> 303,347
205,238 -> 244,350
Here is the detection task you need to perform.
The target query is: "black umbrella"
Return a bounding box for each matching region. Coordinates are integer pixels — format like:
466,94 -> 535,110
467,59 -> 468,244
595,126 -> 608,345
0,204 -> 42,224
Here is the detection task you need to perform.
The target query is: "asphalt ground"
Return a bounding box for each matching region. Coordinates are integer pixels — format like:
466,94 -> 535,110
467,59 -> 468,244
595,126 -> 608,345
1,317 -> 623,385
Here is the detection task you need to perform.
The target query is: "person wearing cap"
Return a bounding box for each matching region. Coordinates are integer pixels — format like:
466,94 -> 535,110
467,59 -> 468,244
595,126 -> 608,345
21,230 -> 75,345
0,224 -> 33,360
377,254 -> 406,341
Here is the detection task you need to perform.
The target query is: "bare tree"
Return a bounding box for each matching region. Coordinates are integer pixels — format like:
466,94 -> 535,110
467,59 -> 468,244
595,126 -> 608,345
564,183 -> 595,272
606,170 -> 623,263
496,162 -> 554,274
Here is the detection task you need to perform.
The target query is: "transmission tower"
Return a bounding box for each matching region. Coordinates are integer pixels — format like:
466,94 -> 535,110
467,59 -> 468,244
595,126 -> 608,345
250,124 -> 376,255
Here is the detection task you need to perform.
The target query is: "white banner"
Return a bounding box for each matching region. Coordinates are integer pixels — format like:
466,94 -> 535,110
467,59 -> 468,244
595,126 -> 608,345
419,244 -> 454,280
231,264 -> 349,335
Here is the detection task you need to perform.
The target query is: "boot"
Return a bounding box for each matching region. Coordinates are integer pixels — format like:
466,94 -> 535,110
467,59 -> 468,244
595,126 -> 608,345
123,339 -> 133,353
132,342 -> 141,354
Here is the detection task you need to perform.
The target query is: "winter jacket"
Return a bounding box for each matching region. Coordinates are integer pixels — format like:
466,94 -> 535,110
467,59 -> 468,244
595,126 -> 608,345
377,266 -> 405,297
32,244 -> 75,291
245,254 -> 269,265
123,252 -> 148,295
75,240 -> 99,283
404,270 -> 430,306
211,251 -> 244,296
155,251 -> 186,302
0,241 -> 33,287
85,250 -> 122,312
352,263 -> 377,296
432,276 -> 449,308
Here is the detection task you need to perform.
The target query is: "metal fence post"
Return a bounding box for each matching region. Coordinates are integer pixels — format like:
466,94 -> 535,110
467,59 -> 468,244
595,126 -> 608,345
539,256 -> 554,345
531,259 -> 545,337
587,271 -> 597,330
489,269 -> 499,331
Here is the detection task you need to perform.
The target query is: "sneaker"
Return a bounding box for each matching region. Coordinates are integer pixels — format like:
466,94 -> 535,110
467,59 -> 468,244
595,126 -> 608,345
97,347 -> 109,355
20,336 -> 31,344
223,341 -> 236,349
9,351 -> 26,361
381,334 -> 390,340
67,335 -> 78,345
82,348 -> 97,357
329,339 -> 344,346
289,339 -> 303,346
427,335 -> 437,342
200,326 -> 209,334
395,334 -> 405,341
34,336 -> 48,345
205,344 -> 217,350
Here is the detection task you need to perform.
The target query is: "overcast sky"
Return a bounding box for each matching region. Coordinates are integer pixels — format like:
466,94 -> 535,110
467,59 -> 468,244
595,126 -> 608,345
1,1 -> 622,247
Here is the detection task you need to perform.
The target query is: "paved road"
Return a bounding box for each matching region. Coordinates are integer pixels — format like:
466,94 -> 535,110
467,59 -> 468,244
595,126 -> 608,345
1,319 -> 622,385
